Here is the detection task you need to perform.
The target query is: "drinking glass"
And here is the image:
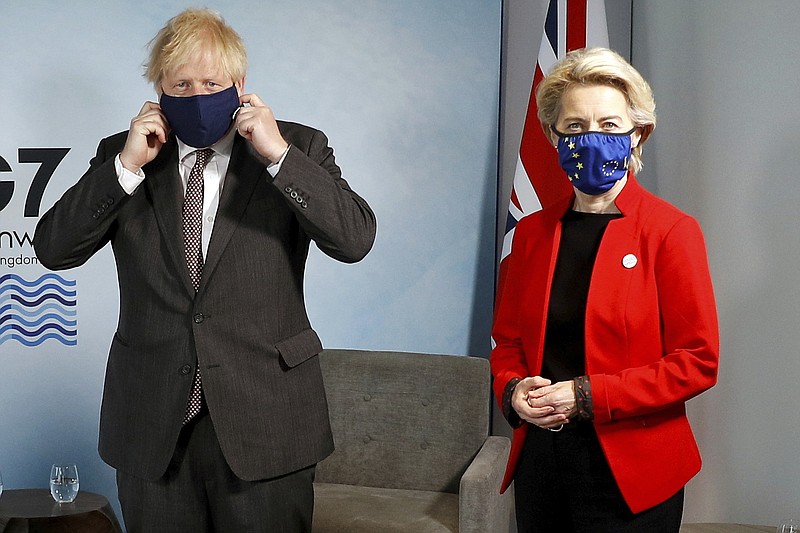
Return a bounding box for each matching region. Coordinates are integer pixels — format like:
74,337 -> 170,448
778,519 -> 800,533
49,464 -> 79,503
0,467 -> 4,499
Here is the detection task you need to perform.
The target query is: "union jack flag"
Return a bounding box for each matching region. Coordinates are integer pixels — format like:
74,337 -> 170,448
497,0 -> 609,301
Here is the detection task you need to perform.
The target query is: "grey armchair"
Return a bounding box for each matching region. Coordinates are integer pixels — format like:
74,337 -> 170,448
312,349 -> 513,533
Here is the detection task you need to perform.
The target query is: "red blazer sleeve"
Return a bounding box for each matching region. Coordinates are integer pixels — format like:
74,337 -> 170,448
490,206 -> 562,408
491,230 -> 528,401
590,215 -> 719,423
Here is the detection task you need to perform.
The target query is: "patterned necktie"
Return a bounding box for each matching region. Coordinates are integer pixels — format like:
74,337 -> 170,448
182,148 -> 212,424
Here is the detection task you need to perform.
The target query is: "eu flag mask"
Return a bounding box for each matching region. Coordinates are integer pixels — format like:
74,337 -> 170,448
160,85 -> 241,148
553,127 -> 637,196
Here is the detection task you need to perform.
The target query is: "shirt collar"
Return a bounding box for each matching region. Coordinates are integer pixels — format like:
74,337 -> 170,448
176,127 -> 237,162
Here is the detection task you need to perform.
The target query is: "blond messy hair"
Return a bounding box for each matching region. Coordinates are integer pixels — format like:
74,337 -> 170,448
144,8 -> 247,91
536,47 -> 656,174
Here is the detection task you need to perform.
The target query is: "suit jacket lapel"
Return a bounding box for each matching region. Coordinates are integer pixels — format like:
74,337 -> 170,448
144,139 -> 197,296
200,136 -> 265,292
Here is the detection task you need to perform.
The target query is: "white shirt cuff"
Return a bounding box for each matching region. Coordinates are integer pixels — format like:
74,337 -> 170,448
266,145 -> 291,178
115,154 -> 145,195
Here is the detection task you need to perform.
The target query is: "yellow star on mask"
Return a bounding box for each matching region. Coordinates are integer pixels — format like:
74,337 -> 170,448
576,163 -> 583,169
568,141 -> 575,149
571,153 -> 580,159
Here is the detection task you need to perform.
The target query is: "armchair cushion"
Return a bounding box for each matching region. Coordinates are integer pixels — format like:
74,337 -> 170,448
313,483 -> 458,532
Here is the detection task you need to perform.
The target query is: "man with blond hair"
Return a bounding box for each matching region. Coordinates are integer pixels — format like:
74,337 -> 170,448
34,8 -> 375,532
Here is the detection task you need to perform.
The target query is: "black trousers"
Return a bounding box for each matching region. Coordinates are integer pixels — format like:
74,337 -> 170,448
514,422 -> 684,533
117,410 -> 316,533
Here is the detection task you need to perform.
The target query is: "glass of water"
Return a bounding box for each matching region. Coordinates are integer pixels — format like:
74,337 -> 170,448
49,464 -> 79,503
778,519 -> 800,533
0,467 -> 4,499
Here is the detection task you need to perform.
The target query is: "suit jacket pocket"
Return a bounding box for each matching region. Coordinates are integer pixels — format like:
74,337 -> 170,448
275,328 -> 323,368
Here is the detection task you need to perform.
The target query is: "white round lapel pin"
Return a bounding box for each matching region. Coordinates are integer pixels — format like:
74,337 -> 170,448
622,253 -> 638,269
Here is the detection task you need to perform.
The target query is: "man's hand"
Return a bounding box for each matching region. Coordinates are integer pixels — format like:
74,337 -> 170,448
235,93 -> 289,162
119,102 -> 170,174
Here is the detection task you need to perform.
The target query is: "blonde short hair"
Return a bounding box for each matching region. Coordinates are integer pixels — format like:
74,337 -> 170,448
536,47 -> 656,174
144,8 -> 247,91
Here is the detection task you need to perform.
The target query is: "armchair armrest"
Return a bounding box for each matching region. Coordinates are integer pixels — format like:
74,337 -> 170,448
458,435 -> 513,533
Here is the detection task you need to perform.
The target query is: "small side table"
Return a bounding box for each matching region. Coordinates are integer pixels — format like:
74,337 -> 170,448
0,488 -> 122,533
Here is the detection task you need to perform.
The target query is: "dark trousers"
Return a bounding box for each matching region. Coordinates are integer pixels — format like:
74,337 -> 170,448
514,422 -> 684,533
117,411 -> 316,533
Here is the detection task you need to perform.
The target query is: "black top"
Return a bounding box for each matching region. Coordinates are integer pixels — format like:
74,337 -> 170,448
541,209 -> 621,382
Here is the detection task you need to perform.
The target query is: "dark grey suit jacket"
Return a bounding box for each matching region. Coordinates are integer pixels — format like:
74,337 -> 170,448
33,121 -> 376,481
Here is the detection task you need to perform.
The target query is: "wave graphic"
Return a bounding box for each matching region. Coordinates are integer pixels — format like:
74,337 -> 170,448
0,273 -> 78,346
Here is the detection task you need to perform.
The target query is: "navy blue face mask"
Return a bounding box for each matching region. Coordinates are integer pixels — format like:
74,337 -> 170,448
553,127 -> 637,196
160,85 -> 241,148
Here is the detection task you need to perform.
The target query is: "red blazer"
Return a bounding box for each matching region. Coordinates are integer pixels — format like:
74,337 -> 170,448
491,175 -> 719,514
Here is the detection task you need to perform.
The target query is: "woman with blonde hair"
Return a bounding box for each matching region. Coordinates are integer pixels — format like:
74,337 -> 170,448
491,47 -> 718,532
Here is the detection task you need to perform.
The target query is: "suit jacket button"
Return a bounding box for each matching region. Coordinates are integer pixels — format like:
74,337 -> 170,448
284,186 -> 293,193
290,191 -> 298,199
180,365 -> 192,375
193,313 -> 204,324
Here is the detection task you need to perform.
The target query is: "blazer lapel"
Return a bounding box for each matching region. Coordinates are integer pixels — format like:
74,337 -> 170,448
145,139 -> 197,296
200,136 -> 265,292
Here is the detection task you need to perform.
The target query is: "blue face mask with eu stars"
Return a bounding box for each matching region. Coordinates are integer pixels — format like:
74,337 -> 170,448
160,85 -> 241,148
553,127 -> 637,196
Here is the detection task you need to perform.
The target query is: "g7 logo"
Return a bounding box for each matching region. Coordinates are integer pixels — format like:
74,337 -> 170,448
0,148 -> 70,217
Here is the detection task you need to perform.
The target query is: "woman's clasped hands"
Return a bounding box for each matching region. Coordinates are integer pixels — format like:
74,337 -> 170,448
511,377 -> 577,431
